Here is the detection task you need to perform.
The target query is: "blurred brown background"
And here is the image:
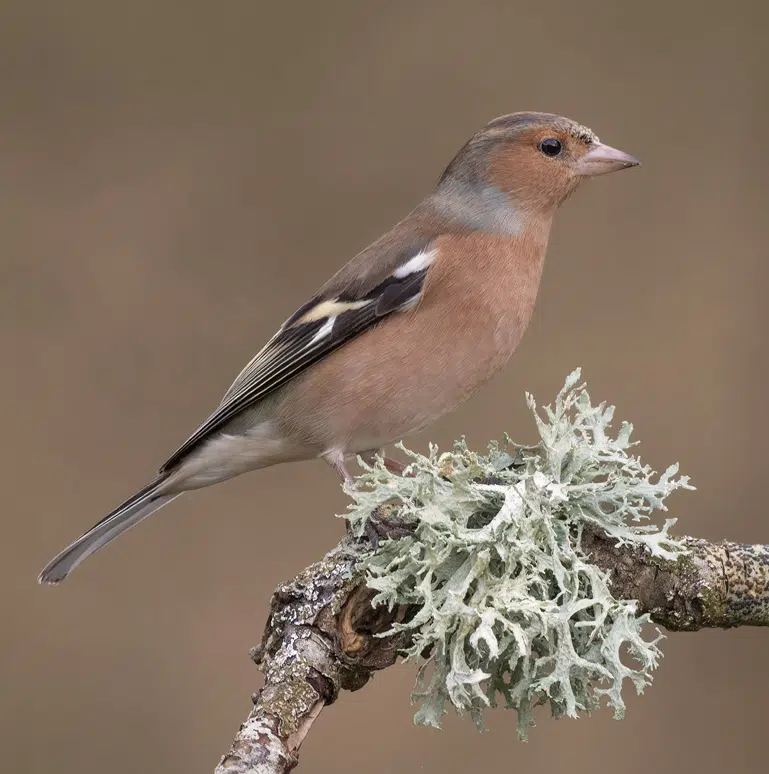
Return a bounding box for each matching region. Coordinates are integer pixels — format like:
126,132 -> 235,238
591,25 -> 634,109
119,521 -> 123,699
2,1 -> 768,772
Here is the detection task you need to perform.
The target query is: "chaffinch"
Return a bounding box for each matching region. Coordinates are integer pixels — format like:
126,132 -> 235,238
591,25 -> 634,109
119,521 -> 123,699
39,111 -> 639,584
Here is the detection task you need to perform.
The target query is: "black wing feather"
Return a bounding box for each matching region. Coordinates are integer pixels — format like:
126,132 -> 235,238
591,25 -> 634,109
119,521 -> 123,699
158,265 -> 430,472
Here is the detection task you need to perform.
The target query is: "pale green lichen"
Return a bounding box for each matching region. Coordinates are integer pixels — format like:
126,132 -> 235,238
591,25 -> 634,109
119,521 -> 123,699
343,369 -> 693,738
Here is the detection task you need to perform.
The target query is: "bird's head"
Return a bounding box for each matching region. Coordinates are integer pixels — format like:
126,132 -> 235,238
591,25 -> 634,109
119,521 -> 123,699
441,112 -> 640,217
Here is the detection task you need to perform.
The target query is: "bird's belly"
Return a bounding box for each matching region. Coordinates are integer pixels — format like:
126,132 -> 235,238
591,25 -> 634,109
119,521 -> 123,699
275,304 -> 527,455
167,404 -> 315,491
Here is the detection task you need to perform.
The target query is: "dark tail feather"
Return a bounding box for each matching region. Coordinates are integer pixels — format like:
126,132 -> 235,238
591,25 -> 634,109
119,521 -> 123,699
38,476 -> 180,585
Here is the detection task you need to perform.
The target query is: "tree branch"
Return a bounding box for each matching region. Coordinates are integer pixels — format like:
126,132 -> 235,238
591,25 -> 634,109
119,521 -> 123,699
215,525 -> 769,774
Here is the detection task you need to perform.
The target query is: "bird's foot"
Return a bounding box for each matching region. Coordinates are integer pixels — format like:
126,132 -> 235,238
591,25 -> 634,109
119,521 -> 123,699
362,503 -> 415,549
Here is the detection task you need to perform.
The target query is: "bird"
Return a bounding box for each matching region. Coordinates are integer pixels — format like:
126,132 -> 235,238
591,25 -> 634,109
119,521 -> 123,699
38,111 -> 640,584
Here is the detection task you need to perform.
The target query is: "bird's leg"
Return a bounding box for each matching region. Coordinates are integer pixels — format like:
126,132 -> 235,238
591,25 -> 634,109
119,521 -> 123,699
322,451 -> 359,535
356,448 -> 416,547
358,449 -> 413,477
382,457 -> 408,476
325,450 -> 415,543
323,449 -> 354,484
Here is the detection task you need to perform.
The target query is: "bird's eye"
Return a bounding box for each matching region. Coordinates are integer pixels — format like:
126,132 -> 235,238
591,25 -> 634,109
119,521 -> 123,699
539,138 -> 562,157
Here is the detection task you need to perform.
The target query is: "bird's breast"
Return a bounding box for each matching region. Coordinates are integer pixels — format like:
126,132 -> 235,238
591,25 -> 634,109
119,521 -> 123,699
425,230 -> 548,381
276,230 -> 549,454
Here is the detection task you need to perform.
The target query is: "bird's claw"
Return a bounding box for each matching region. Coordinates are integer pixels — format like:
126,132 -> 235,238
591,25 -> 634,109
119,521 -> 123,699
360,504 -> 415,549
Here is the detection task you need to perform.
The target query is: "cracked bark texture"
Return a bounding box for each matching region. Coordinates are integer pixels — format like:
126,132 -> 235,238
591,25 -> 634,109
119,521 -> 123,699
581,529 -> 769,630
215,537 -> 411,774
215,528 -> 769,774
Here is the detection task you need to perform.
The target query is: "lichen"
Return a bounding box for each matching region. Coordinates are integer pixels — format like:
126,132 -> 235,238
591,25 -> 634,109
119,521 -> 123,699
343,369 -> 694,738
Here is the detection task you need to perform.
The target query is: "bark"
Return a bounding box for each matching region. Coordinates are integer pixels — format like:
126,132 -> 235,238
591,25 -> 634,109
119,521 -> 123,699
215,526 -> 769,773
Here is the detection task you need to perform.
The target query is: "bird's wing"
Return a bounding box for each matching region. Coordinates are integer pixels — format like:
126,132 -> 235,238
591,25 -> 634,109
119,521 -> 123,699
158,232 -> 438,472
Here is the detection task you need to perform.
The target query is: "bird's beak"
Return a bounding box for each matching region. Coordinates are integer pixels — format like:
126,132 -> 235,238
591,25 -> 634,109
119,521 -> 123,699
576,142 -> 641,176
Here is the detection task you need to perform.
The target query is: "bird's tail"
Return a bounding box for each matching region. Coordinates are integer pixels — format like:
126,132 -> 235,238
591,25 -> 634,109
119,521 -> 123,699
38,476 -> 181,585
